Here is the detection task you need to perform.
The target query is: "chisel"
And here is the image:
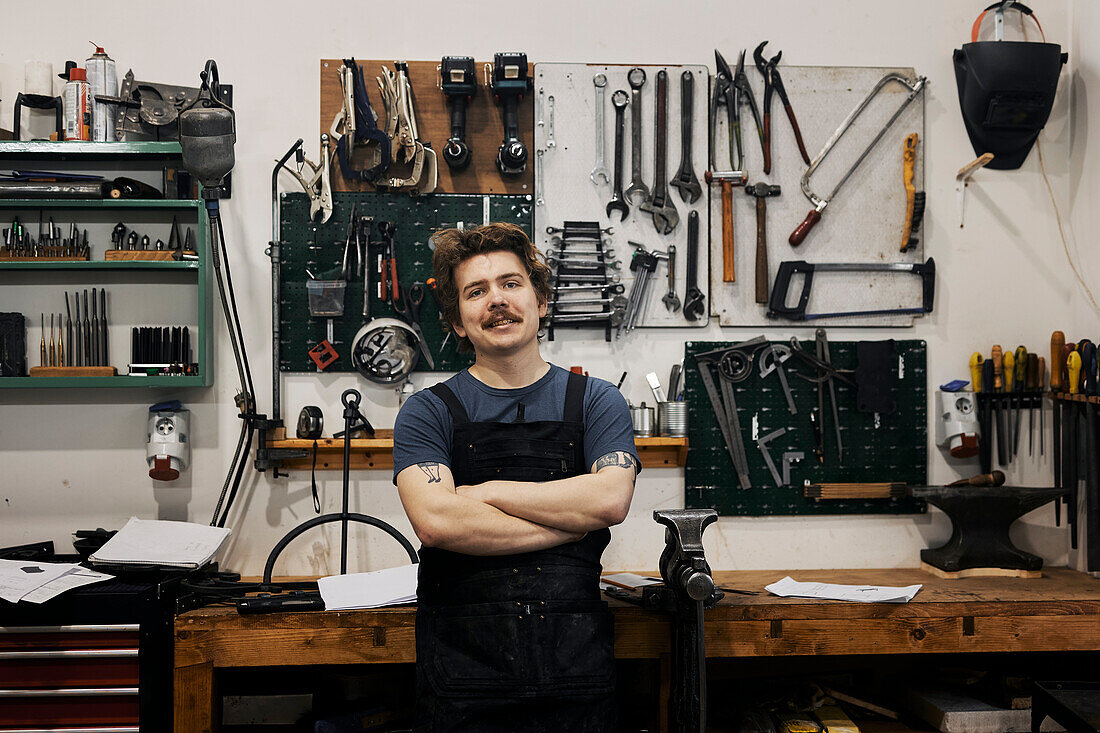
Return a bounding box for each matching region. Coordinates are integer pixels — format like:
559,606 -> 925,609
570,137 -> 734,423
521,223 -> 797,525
100,288 -> 107,367
1080,341 -> 1099,569
48,314 -> 55,366
64,293 -> 73,367
980,358 -> 996,474
1038,355 -> 1046,458
83,290 -> 91,366
1026,353 -> 1038,456
74,294 -> 83,367
56,313 -> 63,367
1051,332 -> 1065,514
1067,346 -> 1081,549
1012,346 -> 1027,457
39,314 -> 46,366
1003,348 -> 1015,463
90,288 -> 99,367
992,345 -> 1007,466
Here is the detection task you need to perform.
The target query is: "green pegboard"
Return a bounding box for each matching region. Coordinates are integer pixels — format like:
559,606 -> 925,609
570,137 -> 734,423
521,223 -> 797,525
279,191 -> 533,373
684,339 -> 928,516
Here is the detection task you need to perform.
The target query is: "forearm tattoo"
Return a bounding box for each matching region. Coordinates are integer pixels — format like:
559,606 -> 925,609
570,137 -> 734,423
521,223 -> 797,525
417,461 -> 443,483
595,451 -> 640,480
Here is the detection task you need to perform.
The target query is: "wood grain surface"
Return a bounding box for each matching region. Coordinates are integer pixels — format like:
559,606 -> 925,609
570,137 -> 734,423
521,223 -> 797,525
320,59 -> 534,195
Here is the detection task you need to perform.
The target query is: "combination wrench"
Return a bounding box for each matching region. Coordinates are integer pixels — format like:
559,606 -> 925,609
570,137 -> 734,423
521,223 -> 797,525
624,68 -> 650,205
669,70 -> 702,204
606,90 -> 630,221
590,74 -> 610,185
536,149 -> 545,206
639,70 -> 679,234
662,243 -> 681,312
546,95 -> 556,148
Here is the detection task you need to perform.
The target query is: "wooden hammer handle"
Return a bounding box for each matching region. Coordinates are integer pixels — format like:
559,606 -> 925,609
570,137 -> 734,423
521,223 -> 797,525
721,180 -> 735,282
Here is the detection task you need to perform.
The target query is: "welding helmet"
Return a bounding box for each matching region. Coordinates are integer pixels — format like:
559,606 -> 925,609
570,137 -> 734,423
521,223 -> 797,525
953,2 -> 1066,170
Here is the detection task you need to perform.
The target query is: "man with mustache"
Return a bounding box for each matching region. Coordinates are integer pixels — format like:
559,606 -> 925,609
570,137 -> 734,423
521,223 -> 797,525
393,222 -> 639,732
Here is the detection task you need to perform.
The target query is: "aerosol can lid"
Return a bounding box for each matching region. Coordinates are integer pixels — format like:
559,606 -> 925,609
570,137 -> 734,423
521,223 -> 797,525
68,67 -> 87,82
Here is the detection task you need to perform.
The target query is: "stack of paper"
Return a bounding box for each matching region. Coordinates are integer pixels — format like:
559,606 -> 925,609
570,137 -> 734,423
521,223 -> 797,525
89,517 -> 230,569
0,560 -> 114,604
317,564 -> 419,610
765,576 -> 922,603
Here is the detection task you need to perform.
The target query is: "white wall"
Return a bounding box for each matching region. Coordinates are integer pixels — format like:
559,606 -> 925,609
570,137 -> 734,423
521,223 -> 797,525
0,0 -> 1091,577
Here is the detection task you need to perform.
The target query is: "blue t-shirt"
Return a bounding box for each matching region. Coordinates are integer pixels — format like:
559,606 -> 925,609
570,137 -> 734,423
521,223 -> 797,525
393,364 -> 638,482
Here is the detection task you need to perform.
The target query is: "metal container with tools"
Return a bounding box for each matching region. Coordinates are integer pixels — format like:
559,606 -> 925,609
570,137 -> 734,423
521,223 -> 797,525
658,401 -> 688,436
630,402 -> 655,437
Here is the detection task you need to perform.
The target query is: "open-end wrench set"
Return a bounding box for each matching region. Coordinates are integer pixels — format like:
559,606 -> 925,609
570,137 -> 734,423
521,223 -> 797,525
544,220 -> 626,342
684,335 -> 928,516
534,64 -> 710,330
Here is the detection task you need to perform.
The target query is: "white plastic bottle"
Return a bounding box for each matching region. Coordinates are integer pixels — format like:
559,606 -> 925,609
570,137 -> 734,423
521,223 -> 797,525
85,43 -> 117,142
63,67 -> 91,141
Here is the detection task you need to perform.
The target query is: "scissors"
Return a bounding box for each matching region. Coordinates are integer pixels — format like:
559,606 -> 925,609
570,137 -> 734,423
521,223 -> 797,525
392,281 -> 435,370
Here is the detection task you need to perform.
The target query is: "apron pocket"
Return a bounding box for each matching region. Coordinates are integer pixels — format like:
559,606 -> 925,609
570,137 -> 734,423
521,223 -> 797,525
534,600 -> 615,695
425,603 -> 533,696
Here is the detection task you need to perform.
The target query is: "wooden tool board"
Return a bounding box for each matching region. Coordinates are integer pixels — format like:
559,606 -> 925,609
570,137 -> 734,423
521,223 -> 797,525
320,59 -> 534,195
684,338 -> 928,516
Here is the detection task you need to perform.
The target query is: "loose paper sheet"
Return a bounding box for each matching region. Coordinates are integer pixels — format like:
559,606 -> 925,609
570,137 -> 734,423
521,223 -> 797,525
765,576 -> 922,603
0,560 -> 84,603
318,564 -> 418,610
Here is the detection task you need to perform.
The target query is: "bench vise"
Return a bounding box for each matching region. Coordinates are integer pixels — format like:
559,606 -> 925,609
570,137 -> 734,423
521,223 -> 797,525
644,508 -> 724,733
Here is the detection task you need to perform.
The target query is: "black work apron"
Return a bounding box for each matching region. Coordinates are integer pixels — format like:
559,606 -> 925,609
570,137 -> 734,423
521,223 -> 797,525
414,370 -> 616,732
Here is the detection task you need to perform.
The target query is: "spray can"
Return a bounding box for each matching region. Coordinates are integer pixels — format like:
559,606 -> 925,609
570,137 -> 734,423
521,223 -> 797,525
62,67 -> 91,141
85,43 -> 117,142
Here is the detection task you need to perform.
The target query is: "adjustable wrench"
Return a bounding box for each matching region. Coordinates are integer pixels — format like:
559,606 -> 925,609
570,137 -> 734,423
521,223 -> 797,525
606,90 -> 630,221
669,70 -> 702,204
624,68 -> 650,205
682,210 -> 705,321
639,70 -> 679,234
662,244 -> 681,312
590,74 -> 610,185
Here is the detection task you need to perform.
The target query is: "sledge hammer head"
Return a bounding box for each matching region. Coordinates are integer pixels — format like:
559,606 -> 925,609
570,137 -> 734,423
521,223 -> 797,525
745,182 -> 781,198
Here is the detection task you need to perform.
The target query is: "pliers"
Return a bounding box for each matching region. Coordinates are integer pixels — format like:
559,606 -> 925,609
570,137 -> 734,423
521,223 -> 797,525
711,49 -> 765,174
752,41 -> 812,174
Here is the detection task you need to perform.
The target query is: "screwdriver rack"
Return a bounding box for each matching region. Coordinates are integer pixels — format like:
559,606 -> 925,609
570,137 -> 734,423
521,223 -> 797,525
975,391 -> 1045,474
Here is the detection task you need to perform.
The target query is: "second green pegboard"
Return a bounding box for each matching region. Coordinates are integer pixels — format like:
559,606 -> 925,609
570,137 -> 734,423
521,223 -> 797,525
278,191 -> 533,373
684,338 -> 928,516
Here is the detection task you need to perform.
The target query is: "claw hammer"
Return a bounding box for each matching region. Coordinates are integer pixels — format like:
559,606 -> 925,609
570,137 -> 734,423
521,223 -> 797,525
704,169 -> 746,282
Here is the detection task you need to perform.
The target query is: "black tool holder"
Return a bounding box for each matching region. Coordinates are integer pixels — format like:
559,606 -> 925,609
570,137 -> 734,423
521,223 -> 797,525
13,93 -> 63,141
976,391 -> 1044,473
642,509 -> 723,733
261,388 -> 417,585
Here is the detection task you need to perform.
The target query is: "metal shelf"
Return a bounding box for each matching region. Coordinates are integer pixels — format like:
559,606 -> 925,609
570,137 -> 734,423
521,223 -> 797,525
0,141 -> 183,157
0,260 -> 199,271
0,375 -> 208,389
0,199 -> 201,209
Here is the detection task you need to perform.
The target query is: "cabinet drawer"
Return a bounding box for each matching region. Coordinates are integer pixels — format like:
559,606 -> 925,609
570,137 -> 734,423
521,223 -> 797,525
0,652 -> 139,688
0,687 -> 139,726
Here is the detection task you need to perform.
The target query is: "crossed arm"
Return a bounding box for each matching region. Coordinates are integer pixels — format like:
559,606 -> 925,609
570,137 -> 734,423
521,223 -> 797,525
395,451 -> 639,556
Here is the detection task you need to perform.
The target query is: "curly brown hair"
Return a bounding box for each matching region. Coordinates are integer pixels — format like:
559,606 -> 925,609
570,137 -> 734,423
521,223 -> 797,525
430,223 -> 551,353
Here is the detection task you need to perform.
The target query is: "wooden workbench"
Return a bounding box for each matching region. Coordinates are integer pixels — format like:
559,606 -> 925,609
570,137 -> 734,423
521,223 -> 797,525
174,568 -> 1100,732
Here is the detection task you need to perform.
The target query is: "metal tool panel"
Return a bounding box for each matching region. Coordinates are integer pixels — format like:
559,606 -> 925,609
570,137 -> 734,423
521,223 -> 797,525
533,63 -> 711,328
684,339 -> 928,516
709,66 -> 926,327
278,191 -> 531,373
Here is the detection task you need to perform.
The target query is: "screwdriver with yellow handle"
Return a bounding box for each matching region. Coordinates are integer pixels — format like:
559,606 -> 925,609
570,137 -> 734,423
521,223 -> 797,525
1068,350 -> 1082,395
1003,348 -> 1015,464
969,352 -> 983,392
992,345 -> 1007,466
1012,346 -> 1027,457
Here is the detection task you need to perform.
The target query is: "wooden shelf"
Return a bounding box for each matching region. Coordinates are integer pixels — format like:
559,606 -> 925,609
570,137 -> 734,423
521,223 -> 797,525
267,433 -> 687,471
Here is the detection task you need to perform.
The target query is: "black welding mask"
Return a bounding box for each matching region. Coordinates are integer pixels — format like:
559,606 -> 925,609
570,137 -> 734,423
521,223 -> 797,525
953,2 -> 1067,170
